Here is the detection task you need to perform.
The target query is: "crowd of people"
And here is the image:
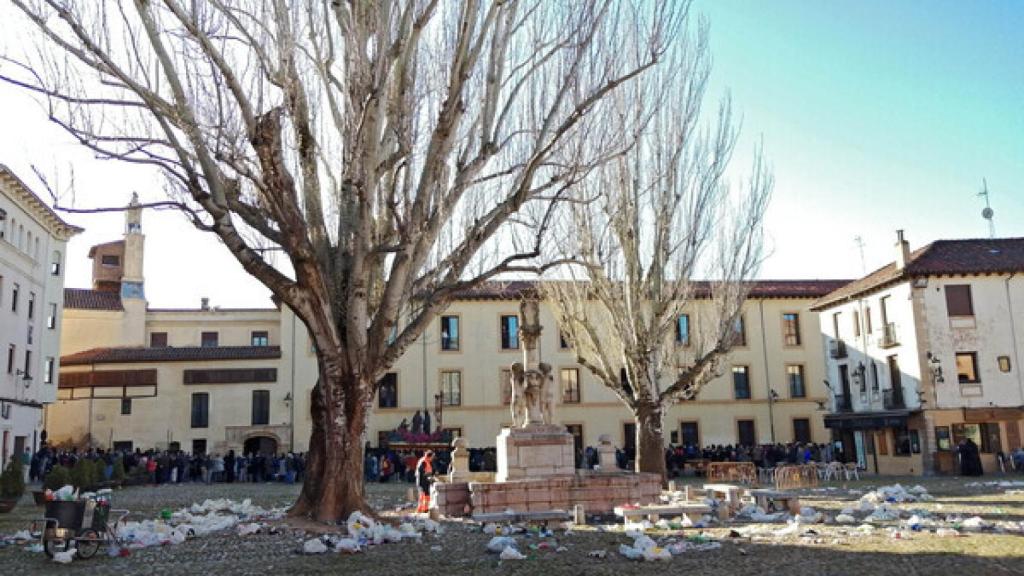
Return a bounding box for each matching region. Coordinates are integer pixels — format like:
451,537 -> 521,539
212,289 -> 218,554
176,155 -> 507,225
24,444 -> 307,486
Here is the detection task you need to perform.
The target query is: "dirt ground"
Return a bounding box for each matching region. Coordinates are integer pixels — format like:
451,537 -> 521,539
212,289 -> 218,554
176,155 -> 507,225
2,475 -> 1024,575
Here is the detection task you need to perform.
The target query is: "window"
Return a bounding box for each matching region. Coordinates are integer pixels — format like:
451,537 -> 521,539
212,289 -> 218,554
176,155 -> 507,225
27,292 -> 34,319
952,423 -> 980,447
956,352 -> 979,383
793,418 -> 811,443
786,365 -> 805,398
893,427 -> 912,456
879,296 -> 891,326
251,331 -> 270,347
945,284 -> 974,316
150,332 -> 168,347
251,390 -> 270,425
121,397 -> 132,415
559,331 -> 570,349
831,312 -> 841,339
865,306 -> 873,333
852,310 -> 860,337
47,303 -> 57,329
22,350 -> 31,378
737,420 -> 756,446
500,368 -> 513,405
935,426 -> 952,451
440,316 -> 459,351
192,439 -> 207,455
44,357 -> 54,384
200,332 -> 219,347
732,316 -> 747,347
6,344 -> 13,374
870,361 -> 880,392
680,421 -> 700,447
27,325 -> 33,345
676,314 -> 690,346
51,251 -> 61,276
998,356 -> 1012,372
500,315 -> 519,349
980,422 -> 1001,454
11,283 -> 19,312
378,372 -> 398,408
440,371 -> 461,406
101,254 -> 120,266
782,313 -> 800,346
561,368 -> 580,403
191,393 -> 209,428
732,366 -> 751,399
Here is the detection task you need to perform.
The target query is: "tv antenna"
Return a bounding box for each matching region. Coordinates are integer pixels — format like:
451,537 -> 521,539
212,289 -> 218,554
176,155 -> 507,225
978,178 -> 996,238
853,236 -> 867,274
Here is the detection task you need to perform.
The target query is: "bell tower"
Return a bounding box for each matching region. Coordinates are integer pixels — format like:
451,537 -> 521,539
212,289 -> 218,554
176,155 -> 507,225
121,192 -> 145,300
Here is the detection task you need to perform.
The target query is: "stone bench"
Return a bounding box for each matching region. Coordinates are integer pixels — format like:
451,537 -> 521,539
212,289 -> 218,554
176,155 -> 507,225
613,503 -> 713,524
747,489 -> 801,514
472,509 -> 573,525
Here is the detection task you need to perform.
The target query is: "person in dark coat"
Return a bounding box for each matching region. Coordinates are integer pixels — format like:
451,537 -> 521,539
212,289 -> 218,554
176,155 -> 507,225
225,450 -> 236,483
959,438 -> 983,476
415,450 -> 435,513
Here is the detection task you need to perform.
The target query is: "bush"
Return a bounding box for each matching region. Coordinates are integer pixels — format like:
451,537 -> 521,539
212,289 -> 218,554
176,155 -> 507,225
112,458 -> 126,482
70,459 -> 96,491
44,465 -> 71,491
0,460 -> 26,499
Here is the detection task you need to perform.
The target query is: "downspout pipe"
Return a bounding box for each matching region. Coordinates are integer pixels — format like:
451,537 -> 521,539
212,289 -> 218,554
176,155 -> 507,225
758,300 -> 775,443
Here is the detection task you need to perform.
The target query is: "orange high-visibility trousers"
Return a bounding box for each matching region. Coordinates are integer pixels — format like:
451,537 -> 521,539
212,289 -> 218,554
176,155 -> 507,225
416,493 -> 431,513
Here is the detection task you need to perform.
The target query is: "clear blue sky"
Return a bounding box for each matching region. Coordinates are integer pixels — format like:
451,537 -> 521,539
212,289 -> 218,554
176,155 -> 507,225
698,0 -> 1024,278
0,2 -> 1021,306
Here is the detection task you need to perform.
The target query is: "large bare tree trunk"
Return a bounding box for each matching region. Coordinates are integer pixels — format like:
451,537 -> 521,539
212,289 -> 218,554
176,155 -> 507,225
291,369 -> 371,521
635,401 -> 667,480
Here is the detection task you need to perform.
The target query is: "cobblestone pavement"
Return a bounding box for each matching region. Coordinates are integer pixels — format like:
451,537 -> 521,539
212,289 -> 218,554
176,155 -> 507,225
1,477 -> 1023,575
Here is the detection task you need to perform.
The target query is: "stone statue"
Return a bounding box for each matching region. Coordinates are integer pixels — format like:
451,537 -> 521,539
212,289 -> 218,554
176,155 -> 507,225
398,418 -> 409,433
507,298 -> 560,429
510,364 -> 528,427
423,410 -> 432,435
411,410 -> 423,435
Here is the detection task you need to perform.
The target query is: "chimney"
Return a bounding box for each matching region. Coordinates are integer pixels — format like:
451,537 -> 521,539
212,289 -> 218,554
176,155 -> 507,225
894,230 -> 910,270
200,297 -> 210,310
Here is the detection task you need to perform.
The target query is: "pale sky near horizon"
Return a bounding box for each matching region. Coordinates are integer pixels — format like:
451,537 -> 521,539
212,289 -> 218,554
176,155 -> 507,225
0,1 -> 1021,308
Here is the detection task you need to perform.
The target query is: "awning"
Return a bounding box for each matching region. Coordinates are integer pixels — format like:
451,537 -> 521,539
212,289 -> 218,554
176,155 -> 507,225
824,410 -> 911,431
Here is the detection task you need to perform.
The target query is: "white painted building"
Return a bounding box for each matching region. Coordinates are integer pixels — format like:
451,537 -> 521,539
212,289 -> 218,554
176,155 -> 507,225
0,165 -> 81,469
814,231 -> 1024,475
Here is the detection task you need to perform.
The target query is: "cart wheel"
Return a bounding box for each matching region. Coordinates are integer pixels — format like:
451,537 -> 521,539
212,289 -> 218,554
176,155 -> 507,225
76,529 -> 101,559
43,536 -> 71,559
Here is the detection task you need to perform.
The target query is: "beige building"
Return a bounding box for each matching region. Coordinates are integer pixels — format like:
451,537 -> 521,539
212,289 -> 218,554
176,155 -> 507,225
49,204 -> 846,456
814,231 -> 1024,475
0,165 -> 81,469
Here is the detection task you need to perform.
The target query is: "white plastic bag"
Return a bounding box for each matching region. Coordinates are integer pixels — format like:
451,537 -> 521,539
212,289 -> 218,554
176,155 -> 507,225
499,547 -> 526,560
303,538 -> 328,554
487,536 -> 517,553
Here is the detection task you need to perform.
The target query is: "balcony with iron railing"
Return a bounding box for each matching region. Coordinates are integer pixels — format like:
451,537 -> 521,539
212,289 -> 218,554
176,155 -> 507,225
878,322 -> 899,348
829,339 -> 847,359
883,388 -> 906,410
834,393 -> 853,412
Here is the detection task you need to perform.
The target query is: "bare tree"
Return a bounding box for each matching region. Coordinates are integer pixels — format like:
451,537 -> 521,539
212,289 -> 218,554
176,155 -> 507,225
1,0 -> 683,519
542,17 -> 771,480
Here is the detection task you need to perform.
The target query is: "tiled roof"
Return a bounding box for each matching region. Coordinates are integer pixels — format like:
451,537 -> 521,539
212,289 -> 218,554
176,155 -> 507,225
61,346 -> 282,366
64,288 -> 123,311
452,279 -> 851,300
813,237 -> 1024,310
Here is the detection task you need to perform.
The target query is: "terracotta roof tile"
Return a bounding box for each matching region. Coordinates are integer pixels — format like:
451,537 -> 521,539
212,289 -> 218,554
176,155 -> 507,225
64,288 -> 123,311
813,237 -> 1024,310
452,279 -> 850,300
61,346 -> 281,366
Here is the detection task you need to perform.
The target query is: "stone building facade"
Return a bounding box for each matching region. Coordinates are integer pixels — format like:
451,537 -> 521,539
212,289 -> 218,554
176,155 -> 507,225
814,231 -> 1024,475
0,165 -> 81,469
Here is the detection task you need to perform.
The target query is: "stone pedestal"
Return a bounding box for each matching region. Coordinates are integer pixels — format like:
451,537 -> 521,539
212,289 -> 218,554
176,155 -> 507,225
596,434 -> 618,471
496,426 -> 575,482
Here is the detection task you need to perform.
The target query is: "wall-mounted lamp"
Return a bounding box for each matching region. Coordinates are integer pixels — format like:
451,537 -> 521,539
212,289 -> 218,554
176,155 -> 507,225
15,369 -> 33,387
283,392 -> 292,406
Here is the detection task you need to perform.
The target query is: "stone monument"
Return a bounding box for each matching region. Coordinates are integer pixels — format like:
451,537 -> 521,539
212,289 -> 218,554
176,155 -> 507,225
495,298 -> 576,482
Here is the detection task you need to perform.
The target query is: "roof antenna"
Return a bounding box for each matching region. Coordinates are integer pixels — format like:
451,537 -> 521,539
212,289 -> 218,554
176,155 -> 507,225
978,178 -> 996,239
853,236 -> 867,275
